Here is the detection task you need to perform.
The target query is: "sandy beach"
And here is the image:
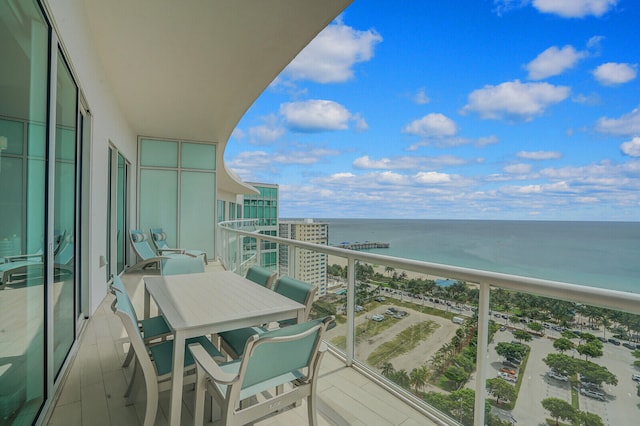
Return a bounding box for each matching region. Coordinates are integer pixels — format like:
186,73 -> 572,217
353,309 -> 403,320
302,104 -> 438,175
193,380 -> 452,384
327,254 -> 442,281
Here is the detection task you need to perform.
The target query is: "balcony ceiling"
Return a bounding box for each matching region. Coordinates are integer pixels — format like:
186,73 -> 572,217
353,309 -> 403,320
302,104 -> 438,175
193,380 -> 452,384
80,0 -> 352,193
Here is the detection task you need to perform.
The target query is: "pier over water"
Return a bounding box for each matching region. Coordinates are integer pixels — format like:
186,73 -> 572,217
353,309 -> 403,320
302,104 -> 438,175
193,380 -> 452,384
334,241 -> 390,250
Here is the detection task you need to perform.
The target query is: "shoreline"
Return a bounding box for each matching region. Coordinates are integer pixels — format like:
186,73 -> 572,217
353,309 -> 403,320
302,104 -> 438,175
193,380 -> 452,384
327,254 -> 442,281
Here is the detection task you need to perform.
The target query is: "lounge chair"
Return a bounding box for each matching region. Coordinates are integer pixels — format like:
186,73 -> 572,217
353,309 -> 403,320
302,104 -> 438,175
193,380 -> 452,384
0,230 -> 67,288
111,287 -> 225,426
150,227 -> 208,264
128,229 -> 190,271
189,316 -> 334,426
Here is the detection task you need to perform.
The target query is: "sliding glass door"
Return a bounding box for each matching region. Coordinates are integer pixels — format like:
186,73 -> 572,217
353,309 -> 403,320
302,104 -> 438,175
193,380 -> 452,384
0,0 -> 49,422
53,50 -> 78,378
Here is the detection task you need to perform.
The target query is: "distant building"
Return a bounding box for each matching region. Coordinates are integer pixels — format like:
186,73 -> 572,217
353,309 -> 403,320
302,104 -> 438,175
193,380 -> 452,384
242,183 -> 279,270
278,219 -> 328,298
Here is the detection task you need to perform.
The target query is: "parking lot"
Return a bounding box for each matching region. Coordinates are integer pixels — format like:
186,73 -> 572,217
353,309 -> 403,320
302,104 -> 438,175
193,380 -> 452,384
484,328 -> 640,425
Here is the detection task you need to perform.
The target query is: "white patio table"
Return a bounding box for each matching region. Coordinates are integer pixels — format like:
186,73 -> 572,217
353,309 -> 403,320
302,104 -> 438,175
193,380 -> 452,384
143,270 -> 305,426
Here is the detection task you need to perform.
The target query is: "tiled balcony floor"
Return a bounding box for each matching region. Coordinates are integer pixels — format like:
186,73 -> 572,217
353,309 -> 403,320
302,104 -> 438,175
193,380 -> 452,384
47,266 -> 440,426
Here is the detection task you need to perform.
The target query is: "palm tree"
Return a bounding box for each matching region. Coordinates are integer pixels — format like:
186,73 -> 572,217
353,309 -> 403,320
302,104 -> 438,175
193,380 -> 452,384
381,362 -> 395,378
385,266 -> 395,277
409,366 -> 428,394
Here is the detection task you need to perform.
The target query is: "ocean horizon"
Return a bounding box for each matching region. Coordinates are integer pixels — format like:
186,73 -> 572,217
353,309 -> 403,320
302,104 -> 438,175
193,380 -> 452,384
287,219 -> 640,294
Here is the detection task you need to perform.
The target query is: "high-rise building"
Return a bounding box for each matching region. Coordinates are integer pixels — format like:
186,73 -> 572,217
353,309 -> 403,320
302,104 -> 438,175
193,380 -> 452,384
242,183 -> 279,270
278,219 -> 328,298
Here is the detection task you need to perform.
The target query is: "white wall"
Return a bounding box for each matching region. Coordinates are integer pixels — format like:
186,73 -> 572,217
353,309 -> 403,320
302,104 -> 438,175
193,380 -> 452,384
46,0 -> 138,313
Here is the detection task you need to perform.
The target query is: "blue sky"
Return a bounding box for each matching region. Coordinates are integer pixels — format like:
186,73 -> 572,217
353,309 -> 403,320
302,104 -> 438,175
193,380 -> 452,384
226,0 -> 640,221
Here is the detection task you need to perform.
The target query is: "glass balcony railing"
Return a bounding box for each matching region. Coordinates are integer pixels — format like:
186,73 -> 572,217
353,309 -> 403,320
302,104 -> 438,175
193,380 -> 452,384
218,220 -> 640,426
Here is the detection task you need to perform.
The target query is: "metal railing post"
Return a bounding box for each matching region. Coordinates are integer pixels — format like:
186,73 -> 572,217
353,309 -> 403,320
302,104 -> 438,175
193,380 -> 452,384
256,235 -> 262,266
346,256 -> 356,366
474,282 -> 490,426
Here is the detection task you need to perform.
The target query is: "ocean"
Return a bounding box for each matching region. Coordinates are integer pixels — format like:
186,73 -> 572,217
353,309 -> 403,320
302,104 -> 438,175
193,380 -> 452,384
315,219 -> 640,294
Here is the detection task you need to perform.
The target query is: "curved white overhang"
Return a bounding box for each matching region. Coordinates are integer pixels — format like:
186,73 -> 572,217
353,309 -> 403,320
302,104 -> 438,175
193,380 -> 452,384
80,0 -> 352,194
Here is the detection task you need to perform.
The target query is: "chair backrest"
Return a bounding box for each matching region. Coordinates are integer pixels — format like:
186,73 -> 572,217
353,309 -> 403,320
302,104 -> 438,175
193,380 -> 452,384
149,227 -> 170,250
112,289 -> 157,386
54,236 -> 75,266
129,230 -> 157,260
110,274 -> 127,295
273,276 -> 316,322
245,265 -> 277,289
161,256 -> 205,275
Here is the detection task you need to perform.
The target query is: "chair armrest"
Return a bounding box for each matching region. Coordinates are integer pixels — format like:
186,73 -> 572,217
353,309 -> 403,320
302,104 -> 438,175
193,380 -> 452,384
189,343 -> 238,385
157,248 -> 186,255
5,253 -> 43,263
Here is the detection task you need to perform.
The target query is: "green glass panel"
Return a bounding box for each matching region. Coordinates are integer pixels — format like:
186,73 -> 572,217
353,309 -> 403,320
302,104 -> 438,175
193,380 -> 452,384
180,172 -> 215,256
0,0 -> 48,422
0,118 -> 24,155
140,139 -> 178,168
139,169 -> 178,246
53,51 -> 77,378
181,142 -> 216,170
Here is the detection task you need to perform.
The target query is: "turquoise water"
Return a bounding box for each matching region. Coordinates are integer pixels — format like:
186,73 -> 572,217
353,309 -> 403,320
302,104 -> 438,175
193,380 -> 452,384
315,219 -> 640,293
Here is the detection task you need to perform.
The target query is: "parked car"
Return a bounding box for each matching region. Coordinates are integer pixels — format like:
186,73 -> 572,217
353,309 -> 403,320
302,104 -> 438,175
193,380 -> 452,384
632,374 -> 640,382
498,372 -> 517,383
503,360 -> 518,369
597,336 -> 607,343
374,296 -> 386,302
371,314 -> 384,322
548,370 -> 568,382
506,357 -> 522,365
580,387 -> 605,401
355,305 -> 364,312
500,367 -> 516,375
622,342 -> 635,349
499,326 -> 506,332
385,309 -> 395,315
607,338 -> 621,345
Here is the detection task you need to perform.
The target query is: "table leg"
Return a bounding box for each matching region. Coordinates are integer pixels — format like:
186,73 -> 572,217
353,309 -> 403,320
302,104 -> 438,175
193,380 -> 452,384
168,330 -> 186,426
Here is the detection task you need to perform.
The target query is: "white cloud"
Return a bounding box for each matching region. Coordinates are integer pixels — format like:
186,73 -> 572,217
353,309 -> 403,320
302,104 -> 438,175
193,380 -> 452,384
504,163 -> 533,174
414,171 -> 452,184
378,171 -> 410,185
532,0 -> 617,18
596,106 -> 640,136
402,113 -> 457,137
414,88 -> 430,105
621,137 -> 640,157
353,155 -> 472,170
249,124 -> 285,145
279,100 -> 352,132
282,22 -> 382,83
526,45 -> 586,80
351,113 -> 369,131
461,80 -> 570,121
517,150 -> 562,160
592,62 -> 637,86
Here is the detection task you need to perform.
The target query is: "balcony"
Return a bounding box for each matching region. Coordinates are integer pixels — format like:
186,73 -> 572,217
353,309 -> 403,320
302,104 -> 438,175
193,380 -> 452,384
47,267 -> 441,426
47,221 -> 640,426
216,220 -> 640,425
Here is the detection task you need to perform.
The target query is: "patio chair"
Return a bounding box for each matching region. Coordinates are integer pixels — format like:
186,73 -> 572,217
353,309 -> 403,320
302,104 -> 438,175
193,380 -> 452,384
109,275 -> 172,368
150,227 -> 208,264
111,288 -> 225,426
161,256 -> 206,275
129,229 -> 189,271
0,230 -> 66,288
189,316 -> 334,426
245,264 -> 277,289
219,276 -> 316,358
